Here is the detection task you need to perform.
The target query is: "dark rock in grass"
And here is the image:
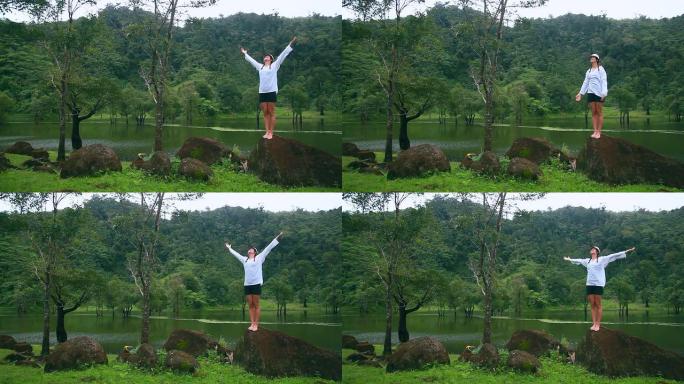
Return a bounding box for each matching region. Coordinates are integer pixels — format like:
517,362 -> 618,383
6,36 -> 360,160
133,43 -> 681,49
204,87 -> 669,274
460,343 -> 499,369
355,341 -> 375,355
507,350 -> 541,373
131,151 -> 171,176
506,329 -> 561,357
462,151 -> 500,175
347,160 -> 372,170
0,334 -> 17,349
12,342 -> 32,355
356,150 -> 376,161
163,329 -> 217,357
165,350 -> 199,374
342,142 -> 360,156
576,327 -> 684,380
0,153 -> 13,171
5,352 -> 30,362
176,137 -> 230,165
136,343 -> 158,368
508,157 -> 542,180
385,336 -> 450,373
30,149 -> 49,160
179,158 -> 213,182
235,327 -> 341,381
347,352 -> 373,363
387,144 -> 450,179
577,135 -> 684,188
60,144 -> 122,178
342,334 -> 359,349
44,336 -> 108,372
359,167 -> 384,176
117,346 -> 138,365
5,141 -> 34,155
249,135 -> 341,188
357,359 -> 383,368
506,137 -> 560,164
15,359 -> 41,368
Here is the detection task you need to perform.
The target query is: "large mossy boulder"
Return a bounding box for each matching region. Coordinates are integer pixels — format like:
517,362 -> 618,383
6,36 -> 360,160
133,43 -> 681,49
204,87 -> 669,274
131,151 -> 171,176
387,144 -> 450,179
385,337 -> 450,373
5,141 -> 34,155
506,137 -> 560,164
577,135 -> 684,188
508,157 -> 542,180
165,349 -> 199,374
507,349 -> 541,373
176,137 -> 230,165
342,334 -> 358,349
0,334 -> 17,349
342,142 -> 360,156
505,329 -> 561,357
179,158 -> 213,181
44,336 -> 108,372
576,327 -> 684,380
235,328 -> 341,381
163,329 -> 217,357
459,343 -> 500,369
60,144 -> 122,178
462,151 -> 501,175
249,135 -> 341,188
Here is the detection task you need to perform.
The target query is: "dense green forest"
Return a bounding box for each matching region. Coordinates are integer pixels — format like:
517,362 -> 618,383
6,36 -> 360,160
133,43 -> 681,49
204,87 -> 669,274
342,4 -> 684,125
0,8 -> 341,124
0,195 -> 341,318
342,195 -> 684,318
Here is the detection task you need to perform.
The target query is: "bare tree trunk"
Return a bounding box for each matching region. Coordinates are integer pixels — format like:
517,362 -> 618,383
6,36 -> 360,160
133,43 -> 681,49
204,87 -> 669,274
383,274 -> 392,356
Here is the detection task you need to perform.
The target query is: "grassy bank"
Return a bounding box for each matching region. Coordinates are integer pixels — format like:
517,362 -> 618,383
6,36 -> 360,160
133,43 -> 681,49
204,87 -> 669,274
0,152 -> 338,192
343,153 -> 679,192
342,346 -> 679,384
0,346 -> 335,384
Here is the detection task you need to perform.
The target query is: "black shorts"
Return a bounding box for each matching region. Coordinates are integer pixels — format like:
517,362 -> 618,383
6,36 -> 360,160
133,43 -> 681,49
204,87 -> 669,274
586,285 -> 604,295
244,284 -> 262,295
587,93 -> 604,103
259,92 -> 277,103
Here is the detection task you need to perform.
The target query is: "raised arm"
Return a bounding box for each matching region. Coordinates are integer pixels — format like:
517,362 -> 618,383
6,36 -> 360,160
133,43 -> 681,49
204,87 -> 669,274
257,232 -> 283,263
601,247 -> 634,265
272,38 -> 295,71
241,47 -> 262,71
564,256 -> 588,266
225,242 -> 246,262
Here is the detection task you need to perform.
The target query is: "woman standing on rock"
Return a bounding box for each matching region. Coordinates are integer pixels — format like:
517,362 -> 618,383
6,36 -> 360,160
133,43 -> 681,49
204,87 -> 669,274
225,232 -> 283,331
575,53 -> 608,139
564,245 -> 636,331
241,37 -> 297,139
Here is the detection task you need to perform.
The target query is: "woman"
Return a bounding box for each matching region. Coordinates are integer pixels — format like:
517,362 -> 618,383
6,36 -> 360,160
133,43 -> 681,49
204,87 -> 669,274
564,245 -> 636,331
225,232 -> 283,331
575,53 -> 608,139
241,37 -> 297,139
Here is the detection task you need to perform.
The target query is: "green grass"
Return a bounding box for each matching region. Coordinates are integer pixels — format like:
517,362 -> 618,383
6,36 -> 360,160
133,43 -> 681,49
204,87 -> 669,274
343,153 -> 680,192
0,152 -> 338,192
342,346 -> 680,384
0,345 -> 335,384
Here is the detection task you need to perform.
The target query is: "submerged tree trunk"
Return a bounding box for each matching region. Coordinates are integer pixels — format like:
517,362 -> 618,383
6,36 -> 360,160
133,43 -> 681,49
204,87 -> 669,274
398,113 -> 409,150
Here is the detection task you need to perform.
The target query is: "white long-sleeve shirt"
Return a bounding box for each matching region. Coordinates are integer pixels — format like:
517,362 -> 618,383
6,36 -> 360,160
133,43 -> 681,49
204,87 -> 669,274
227,237 -> 280,286
579,66 -> 608,98
568,251 -> 627,287
244,44 -> 293,94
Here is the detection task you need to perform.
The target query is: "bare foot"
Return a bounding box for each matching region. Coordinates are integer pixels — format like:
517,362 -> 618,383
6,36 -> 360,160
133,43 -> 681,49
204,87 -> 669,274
595,134 -> 601,139
253,325 -> 259,331
595,324 -> 600,331
262,133 -> 269,139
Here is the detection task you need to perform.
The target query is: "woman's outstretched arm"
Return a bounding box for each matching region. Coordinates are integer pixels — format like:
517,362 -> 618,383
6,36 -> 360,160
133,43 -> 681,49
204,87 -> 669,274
225,242 -> 246,262
272,37 -> 296,71
564,256 -> 588,266
241,46 -> 262,71
601,247 -> 635,265
258,232 -> 283,263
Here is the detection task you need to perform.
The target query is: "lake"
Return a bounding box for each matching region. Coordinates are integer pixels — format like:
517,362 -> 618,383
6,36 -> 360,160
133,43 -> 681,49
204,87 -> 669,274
0,307 -> 341,354
343,115 -> 684,162
343,309 -> 684,355
0,116 -> 341,161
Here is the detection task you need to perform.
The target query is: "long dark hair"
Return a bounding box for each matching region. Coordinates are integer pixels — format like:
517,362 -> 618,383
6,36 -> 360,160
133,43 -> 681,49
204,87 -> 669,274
589,55 -> 602,70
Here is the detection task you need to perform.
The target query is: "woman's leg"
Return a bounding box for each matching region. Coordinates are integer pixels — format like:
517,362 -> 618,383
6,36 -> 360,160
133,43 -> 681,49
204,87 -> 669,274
246,295 -> 255,329
260,102 -> 270,138
588,295 -> 596,329
267,102 -> 276,138
253,294 -> 261,330
596,294 -> 603,330
590,103 -> 599,137
596,102 -> 604,138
